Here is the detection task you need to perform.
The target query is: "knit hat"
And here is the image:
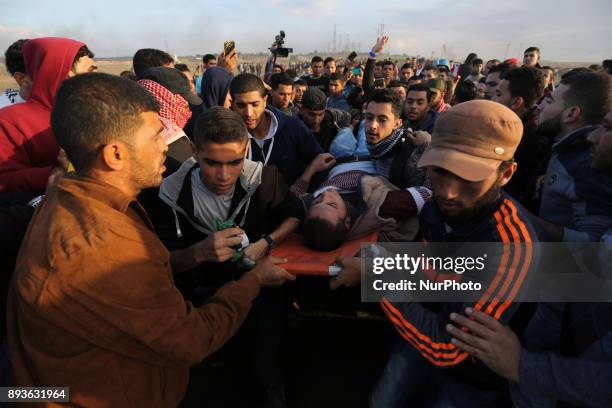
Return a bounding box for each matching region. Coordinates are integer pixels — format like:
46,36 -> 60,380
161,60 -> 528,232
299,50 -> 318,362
418,100 -> 523,181
301,87 -> 327,110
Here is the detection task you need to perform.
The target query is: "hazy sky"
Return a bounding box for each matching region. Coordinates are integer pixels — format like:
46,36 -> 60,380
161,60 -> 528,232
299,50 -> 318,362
1,0 -> 611,62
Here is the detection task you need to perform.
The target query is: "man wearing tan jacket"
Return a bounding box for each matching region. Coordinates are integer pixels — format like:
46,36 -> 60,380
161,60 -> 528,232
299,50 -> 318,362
7,72 -> 294,407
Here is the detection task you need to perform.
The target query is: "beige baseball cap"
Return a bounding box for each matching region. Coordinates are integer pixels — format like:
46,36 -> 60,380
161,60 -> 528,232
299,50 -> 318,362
417,100 -> 524,181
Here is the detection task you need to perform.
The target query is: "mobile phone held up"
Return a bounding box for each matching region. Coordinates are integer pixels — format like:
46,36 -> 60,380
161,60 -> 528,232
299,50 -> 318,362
223,40 -> 235,57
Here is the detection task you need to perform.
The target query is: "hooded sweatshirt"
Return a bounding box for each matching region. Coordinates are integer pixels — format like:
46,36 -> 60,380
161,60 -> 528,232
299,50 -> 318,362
200,67 -> 233,110
159,158 -> 264,237
153,158 -> 304,302
0,37 -> 84,193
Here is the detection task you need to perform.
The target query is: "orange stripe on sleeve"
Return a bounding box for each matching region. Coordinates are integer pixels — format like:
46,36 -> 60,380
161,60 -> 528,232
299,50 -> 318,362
474,209 -> 511,313
494,200 -> 534,319
380,300 -> 469,366
382,298 -> 456,350
485,203 -> 523,316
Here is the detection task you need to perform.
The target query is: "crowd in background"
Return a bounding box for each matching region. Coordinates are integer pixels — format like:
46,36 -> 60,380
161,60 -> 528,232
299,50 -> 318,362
1,35 -> 612,407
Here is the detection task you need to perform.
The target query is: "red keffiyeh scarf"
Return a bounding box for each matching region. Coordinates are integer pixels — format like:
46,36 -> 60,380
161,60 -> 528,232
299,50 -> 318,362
138,79 -> 192,143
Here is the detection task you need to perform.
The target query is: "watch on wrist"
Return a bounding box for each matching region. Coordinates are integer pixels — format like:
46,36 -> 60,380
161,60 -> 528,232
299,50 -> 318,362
261,234 -> 275,252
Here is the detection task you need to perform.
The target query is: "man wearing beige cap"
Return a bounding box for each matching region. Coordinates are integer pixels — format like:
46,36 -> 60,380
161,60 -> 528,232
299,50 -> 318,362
365,100 -> 542,407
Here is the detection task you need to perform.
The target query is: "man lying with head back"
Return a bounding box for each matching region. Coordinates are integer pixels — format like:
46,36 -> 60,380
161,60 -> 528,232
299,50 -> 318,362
290,151 -> 431,251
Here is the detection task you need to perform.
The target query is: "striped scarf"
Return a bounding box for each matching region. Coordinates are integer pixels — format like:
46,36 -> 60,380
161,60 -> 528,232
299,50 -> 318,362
367,127 -> 406,159
138,79 -> 192,143
318,170 -> 366,192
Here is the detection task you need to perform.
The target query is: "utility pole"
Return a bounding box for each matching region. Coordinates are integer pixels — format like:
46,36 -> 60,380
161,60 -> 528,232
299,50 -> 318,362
332,24 -> 337,54
503,43 -> 511,60
377,19 -> 386,38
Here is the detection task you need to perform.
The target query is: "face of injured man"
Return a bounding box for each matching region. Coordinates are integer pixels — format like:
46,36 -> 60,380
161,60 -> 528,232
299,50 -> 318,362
303,189 -> 353,251
307,189 -> 352,230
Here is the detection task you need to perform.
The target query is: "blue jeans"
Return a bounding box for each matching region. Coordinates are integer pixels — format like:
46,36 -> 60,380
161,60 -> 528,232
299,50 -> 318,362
370,340 -> 504,408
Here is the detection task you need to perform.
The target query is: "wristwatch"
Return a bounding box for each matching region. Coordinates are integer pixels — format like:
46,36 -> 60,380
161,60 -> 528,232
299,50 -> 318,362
261,234 -> 275,253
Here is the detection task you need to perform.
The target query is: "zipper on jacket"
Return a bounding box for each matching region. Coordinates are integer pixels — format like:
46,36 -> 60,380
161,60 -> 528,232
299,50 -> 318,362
172,208 -> 183,238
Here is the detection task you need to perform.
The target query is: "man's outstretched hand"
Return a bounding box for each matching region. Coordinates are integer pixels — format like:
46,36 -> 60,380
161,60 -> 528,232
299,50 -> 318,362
309,153 -> 336,174
371,36 -> 389,55
218,49 -> 238,73
329,256 -> 362,290
446,307 -> 522,382
249,256 -> 295,287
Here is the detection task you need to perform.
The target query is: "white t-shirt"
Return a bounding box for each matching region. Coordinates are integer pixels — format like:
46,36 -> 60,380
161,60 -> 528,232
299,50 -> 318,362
0,89 -> 25,109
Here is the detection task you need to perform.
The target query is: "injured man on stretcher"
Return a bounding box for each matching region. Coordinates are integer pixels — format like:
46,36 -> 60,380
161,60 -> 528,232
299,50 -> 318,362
290,152 -> 432,251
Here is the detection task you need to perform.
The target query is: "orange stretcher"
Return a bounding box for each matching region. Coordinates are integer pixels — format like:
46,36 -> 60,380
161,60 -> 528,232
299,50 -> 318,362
271,231 -> 378,276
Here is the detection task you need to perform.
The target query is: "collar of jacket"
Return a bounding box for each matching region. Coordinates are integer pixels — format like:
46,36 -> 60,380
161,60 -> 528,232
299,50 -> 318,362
522,106 -> 539,129
266,105 -> 289,131
411,109 -> 437,131
420,193 -> 506,240
57,174 -> 138,214
552,125 -> 597,153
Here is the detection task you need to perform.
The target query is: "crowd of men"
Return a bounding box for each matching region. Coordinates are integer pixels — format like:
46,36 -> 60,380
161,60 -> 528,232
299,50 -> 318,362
1,34 -> 612,407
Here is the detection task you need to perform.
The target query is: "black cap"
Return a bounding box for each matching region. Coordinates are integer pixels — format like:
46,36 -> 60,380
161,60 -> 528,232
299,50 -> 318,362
301,87 -> 327,110
140,66 -> 202,105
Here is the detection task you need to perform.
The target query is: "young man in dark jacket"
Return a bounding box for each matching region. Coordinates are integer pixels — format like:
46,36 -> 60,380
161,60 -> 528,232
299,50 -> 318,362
155,106 -> 304,297
373,100 -> 540,407
491,66 -> 551,212
536,72 -> 612,243
153,107 -> 304,407
298,87 -> 352,152
364,88 -> 431,187
230,73 -> 322,185
405,83 -> 438,133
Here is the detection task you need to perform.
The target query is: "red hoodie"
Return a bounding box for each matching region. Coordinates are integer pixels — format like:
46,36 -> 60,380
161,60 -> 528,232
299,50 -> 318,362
0,37 -> 84,193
